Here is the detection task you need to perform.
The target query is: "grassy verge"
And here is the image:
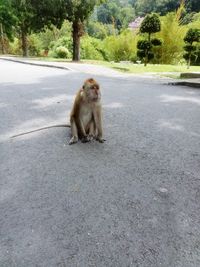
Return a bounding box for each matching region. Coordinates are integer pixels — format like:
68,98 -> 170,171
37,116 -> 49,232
98,62 -> 200,74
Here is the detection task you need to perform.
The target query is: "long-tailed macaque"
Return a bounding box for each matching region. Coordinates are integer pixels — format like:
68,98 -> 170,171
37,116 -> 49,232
69,78 -> 105,145
11,78 -> 105,145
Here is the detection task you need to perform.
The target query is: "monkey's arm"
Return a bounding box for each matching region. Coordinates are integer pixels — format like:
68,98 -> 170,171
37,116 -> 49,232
11,124 -> 70,138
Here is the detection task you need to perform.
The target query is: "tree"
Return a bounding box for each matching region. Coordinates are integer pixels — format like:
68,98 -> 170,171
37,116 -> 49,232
183,28 -> 200,68
135,0 -> 156,16
11,0 -> 65,57
63,0 -> 105,61
96,1 -> 135,30
186,0 -> 200,12
0,0 -> 16,54
137,13 -> 161,66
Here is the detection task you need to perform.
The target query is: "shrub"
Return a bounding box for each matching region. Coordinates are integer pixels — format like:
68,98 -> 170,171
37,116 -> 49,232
183,28 -> 200,67
55,46 -> 70,58
155,12 -> 187,64
48,36 -> 72,58
86,21 -> 109,39
81,36 -> 104,60
137,13 -> 162,66
8,38 -> 20,55
28,34 -> 42,56
103,30 -> 138,62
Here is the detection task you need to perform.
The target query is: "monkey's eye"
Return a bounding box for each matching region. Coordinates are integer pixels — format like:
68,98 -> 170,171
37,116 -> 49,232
91,86 -> 99,90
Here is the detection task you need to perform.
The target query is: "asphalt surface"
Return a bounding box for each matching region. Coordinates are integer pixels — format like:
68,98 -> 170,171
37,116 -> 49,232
0,59 -> 200,267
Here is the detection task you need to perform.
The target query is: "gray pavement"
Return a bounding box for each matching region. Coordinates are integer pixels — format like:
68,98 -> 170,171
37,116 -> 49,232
0,59 -> 200,267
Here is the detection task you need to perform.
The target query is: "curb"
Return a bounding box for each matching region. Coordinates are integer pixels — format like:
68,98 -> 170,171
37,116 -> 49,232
180,73 -> 200,79
0,57 -> 71,71
168,81 -> 200,88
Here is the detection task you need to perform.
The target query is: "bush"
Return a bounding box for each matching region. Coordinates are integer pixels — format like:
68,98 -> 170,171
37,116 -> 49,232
28,34 -> 42,56
155,12 -> 187,64
48,36 -> 72,58
38,21 -> 72,50
103,30 -> 139,62
8,38 -> 20,55
9,35 -> 42,56
86,21 -> 109,39
81,36 -> 104,60
151,38 -> 162,46
55,46 -> 70,58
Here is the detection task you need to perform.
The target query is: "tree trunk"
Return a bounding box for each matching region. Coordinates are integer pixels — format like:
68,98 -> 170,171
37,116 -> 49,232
72,20 -> 83,61
21,30 -> 28,57
144,49 -> 148,67
148,32 -> 151,42
144,33 -> 151,66
187,54 -> 191,69
0,23 -> 5,54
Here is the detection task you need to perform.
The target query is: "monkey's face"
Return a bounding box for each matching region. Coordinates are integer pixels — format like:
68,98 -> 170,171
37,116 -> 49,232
89,84 -> 101,101
83,79 -> 101,102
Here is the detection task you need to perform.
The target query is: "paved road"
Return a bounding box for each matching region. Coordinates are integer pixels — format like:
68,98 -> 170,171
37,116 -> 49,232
0,60 -> 200,267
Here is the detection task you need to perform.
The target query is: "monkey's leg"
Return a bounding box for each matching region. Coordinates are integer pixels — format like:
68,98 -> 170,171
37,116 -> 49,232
88,121 -> 95,141
69,120 -> 78,145
79,119 -> 91,143
94,109 -> 105,143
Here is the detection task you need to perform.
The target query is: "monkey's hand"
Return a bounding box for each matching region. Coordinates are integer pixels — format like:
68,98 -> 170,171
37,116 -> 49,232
81,135 -> 91,143
69,136 -> 78,145
88,134 -> 94,141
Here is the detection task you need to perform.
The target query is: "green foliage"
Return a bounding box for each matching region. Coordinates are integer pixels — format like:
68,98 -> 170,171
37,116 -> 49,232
140,13 -> 161,35
48,35 -> 72,58
81,35 -> 104,60
134,0 -> 198,16
86,21 -> 109,39
9,37 -> 21,54
155,12 -> 187,64
0,0 -> 17,53
62,0 -> 105,60
55,46 -> 71,58
186,0 -> 200,12
183,44 -> 196,52
103,30 -> 139,62
183,28 -> 200,67
64,0 -> 105,22
151,38 -> 162,46
0,0 -> 16,40
3,0 -> 200,65
96,1 -> 135,30
9,0 -> 66,56
28,34 -> 42,56
184,28 -> 200,43
137,40 -> 151,50
38,21 -> 72,50
138,13 -> 161,65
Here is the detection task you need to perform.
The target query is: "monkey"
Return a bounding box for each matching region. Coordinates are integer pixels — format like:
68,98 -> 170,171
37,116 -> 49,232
10,78 -> 105,145
69,78 -> 105,145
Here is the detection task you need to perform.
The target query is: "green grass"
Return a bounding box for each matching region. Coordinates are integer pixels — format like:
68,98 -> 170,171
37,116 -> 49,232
76,60 -> 200,75
102,62 -> 200,74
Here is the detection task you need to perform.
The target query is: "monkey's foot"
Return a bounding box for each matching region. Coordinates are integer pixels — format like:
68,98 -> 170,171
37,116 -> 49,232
69,136 -> 78,145
96,137 -> 106,143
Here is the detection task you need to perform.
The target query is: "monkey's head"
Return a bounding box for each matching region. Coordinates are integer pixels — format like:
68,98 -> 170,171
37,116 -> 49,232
83,78 -> 101,102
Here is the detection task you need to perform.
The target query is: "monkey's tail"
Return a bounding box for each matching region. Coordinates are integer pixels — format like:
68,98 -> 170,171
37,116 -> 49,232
11,124 -> 70,138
